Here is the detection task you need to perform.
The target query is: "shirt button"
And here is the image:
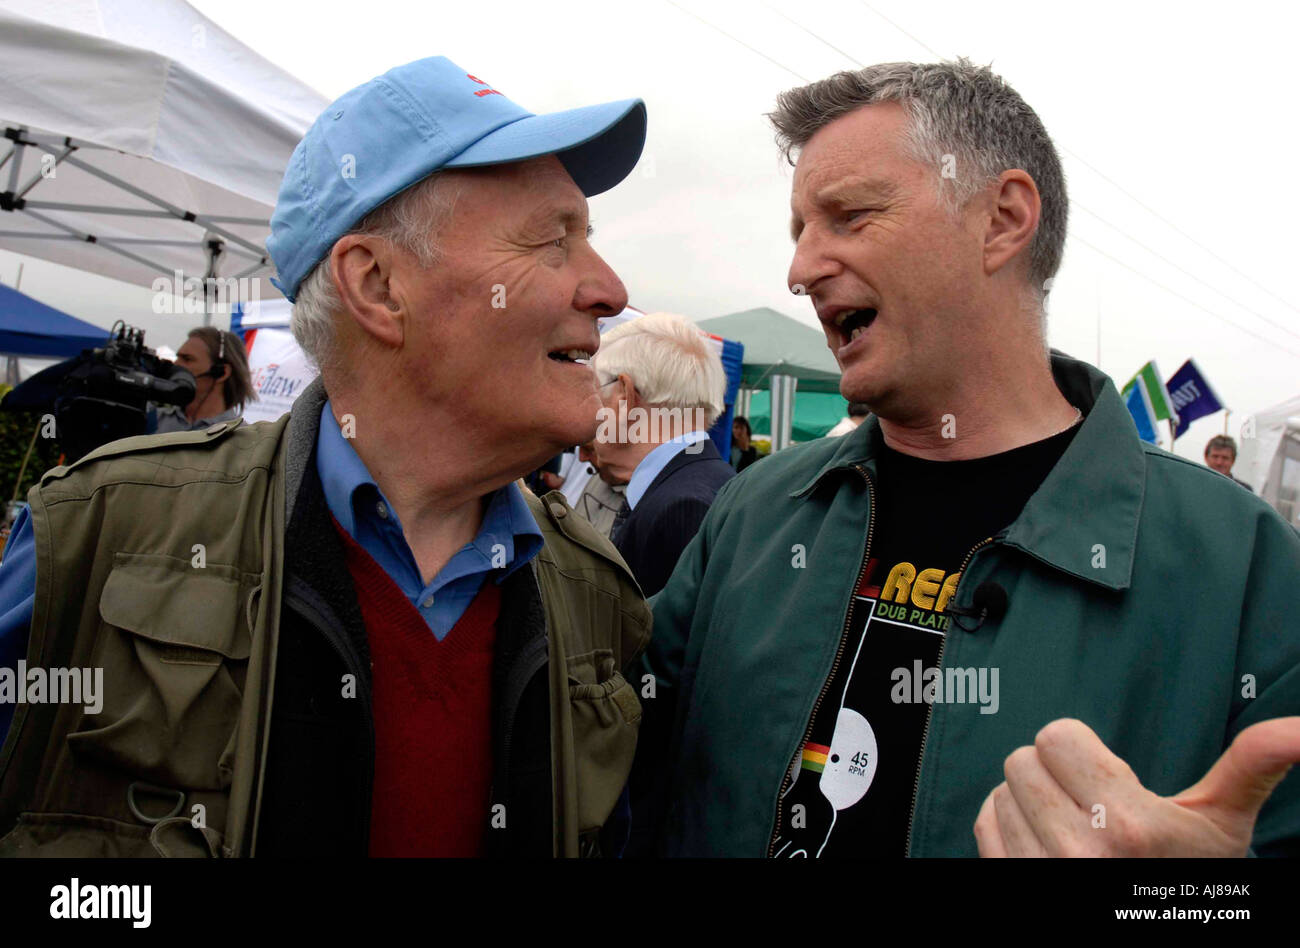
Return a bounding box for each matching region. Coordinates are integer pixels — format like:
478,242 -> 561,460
375,501 -> 389,519
422,596 -> 435,609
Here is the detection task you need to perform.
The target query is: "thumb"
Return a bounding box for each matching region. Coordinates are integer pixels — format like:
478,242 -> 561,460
1173,717 -> 1300,829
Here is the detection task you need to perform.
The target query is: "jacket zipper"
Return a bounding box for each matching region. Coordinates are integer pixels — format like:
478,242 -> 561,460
767,464 -> 876,857
902,535 -> 994,856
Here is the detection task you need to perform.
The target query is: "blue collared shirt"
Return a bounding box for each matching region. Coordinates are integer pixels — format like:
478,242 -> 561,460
625,430 -> 711,510
316,401 -> 543,640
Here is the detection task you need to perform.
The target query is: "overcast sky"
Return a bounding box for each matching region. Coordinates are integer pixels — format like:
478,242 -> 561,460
4,0 -> 1298,459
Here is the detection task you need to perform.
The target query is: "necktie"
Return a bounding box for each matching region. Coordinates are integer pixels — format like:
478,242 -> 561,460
610,498 -> 631,543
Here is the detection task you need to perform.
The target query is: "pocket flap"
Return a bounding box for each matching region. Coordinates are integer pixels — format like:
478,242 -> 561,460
99,555 -> 254,660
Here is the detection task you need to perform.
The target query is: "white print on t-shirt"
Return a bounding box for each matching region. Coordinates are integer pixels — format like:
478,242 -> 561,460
821,707 -> 878,811
811,597 -> 881,856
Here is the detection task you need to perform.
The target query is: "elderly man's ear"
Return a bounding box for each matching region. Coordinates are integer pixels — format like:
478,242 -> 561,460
981,169 -> 1040,279
330,234 -> 406,348
618,373 -> 643,409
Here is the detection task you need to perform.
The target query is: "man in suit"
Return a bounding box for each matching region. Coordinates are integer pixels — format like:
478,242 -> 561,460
590,312 -> 734,596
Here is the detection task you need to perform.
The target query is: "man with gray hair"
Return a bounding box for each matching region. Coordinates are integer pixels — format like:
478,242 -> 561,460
590,312 -> 734,598
641,59 -> 1300,858
0,57 -> 652,858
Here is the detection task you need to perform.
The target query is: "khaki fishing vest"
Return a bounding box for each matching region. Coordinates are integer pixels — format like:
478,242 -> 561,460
0,417 -> 650,856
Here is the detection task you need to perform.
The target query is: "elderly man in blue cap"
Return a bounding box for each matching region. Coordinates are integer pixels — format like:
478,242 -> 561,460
0,58 -> 650,858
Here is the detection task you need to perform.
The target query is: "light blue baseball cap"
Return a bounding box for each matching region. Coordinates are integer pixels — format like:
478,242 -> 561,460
267,56 -> 647,301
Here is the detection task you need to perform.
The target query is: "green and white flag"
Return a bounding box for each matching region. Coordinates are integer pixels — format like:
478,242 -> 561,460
1121,360 -> 1179,425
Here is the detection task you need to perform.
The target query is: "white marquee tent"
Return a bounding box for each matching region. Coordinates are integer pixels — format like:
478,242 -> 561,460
1236,395 -> 1300,529
0,0 -> 327,313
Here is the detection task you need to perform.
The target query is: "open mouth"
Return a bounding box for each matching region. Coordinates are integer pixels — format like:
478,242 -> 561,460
548,348 -> 593,366
834,308 -> 878,345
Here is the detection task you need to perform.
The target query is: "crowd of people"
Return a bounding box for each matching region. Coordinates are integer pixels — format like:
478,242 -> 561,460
0,53 -> 1295,859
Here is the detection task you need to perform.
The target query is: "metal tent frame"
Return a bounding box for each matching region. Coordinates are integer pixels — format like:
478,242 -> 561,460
1,126 -> 273,324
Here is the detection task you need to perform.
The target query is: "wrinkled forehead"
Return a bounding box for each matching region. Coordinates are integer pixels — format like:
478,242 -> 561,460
791,102 -> 914,193
789,110 -> 925,231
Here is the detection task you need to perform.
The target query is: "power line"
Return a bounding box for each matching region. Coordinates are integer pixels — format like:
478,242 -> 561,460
1073,203 -> 1300,347
1068,233 -> 1300,361
857,0 -> 940,58
768,5 -> 862,67
662,0 -> 809,83
1061,148 -> 1300,317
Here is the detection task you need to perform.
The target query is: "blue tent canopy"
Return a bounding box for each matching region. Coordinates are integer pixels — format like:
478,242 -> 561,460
0,283 -> 109,359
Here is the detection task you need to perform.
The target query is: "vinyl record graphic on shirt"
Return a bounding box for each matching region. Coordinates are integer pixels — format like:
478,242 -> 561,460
819,707 -> 879,810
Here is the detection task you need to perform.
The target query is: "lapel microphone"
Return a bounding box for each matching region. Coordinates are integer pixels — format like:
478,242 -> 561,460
947,581 -> 1009,632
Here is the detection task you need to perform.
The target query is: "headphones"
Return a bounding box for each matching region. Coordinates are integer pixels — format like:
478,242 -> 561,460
204,331 -> 227,379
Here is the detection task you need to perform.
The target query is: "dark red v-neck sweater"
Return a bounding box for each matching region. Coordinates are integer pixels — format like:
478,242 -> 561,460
331,519 -> 500,857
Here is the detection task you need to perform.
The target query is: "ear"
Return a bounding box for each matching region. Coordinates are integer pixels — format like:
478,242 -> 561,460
620,373 -> 643,410
982,169 -> 1041,281
217,363 -> 232,383
330,233 -> 405,349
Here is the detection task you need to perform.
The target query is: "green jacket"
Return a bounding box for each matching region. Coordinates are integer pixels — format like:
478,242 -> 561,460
645,352 -> 1300,857
0,377 -> 650,857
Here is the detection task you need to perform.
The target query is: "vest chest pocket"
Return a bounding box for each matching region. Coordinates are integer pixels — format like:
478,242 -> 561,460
66,554 -> 257,793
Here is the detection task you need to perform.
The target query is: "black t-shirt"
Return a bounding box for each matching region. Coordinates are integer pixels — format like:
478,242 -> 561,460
770,420 -> 1080,858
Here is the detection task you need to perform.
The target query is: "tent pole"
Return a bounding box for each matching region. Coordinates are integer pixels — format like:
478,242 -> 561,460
203,237 -> 226,328
21,208 -> 176,275
57,154 -> 268,257
14,145 -> 75,199
20,201 -> 263,226
4,136 -> 23,195
204,241 -> 216,327
771,373 -> 797,452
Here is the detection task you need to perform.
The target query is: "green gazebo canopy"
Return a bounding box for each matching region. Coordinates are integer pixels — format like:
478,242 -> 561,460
746,389 -> 850,441
697,307 -> 842,395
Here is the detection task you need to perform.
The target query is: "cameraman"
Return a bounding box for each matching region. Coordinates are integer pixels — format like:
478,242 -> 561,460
153,327 -> 256,433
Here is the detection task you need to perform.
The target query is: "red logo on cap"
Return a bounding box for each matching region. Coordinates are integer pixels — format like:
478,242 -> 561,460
467,73 -> 502,98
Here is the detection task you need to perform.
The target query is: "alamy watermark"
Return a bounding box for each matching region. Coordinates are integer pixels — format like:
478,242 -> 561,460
594,404 -> 709,452
0,661 -> 103,714
150,270 -> 260,316
50,878 -> 150,928
890,661 -> 999,714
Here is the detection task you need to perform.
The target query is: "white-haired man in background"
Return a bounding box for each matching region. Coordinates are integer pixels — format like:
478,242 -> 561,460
591,312 -> 735,860
590,312 -> 734,598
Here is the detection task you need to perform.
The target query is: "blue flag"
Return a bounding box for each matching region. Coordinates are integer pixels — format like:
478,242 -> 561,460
1166,359 -> 1224,440
1124,381 -> 1159,443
